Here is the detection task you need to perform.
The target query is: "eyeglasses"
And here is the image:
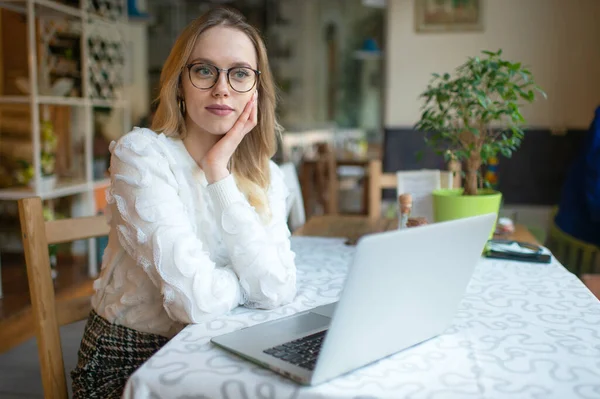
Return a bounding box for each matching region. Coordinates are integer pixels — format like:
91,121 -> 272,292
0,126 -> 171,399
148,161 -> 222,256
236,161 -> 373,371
186,62 -> 260,93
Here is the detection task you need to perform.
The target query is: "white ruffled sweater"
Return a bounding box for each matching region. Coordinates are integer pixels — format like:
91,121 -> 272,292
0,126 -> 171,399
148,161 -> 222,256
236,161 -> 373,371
91,127 -> 297,338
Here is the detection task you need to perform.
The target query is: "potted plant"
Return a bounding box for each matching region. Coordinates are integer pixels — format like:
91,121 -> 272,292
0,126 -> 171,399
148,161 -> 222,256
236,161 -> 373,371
15,113 -> 58,192
415,49 -> 545,229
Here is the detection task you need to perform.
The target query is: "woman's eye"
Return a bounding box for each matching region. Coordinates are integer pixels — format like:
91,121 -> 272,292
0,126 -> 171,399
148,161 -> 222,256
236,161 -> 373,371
193,66 -> 214,77
232,69 -> 250,79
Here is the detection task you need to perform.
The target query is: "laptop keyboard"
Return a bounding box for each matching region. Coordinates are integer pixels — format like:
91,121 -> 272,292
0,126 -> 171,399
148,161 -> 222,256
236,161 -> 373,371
263,330 -> 326,370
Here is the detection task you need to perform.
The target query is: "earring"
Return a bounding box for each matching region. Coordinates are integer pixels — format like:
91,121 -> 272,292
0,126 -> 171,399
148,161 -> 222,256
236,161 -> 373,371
178,98 -> 186,115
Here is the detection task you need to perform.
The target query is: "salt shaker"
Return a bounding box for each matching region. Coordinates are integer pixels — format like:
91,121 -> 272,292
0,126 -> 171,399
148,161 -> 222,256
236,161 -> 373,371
398,193 -> 412,229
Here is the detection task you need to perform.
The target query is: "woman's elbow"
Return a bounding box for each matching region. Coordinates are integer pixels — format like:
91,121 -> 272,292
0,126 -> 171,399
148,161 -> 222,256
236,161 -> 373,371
252,276 -> 297,309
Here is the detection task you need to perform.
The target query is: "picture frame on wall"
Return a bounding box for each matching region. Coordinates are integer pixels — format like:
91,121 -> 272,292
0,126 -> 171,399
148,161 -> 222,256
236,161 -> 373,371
415,0 -> 483,33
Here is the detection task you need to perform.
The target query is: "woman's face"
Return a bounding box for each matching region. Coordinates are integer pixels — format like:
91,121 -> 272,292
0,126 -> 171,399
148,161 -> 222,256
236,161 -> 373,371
182,25 -> 258,136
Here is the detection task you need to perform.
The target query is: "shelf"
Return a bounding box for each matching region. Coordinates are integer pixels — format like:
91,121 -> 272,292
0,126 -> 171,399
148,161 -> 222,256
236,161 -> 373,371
0,95 -> 126,107
90,98 -> 127,108
0,0 -> 128,24
0,0 -> 129,207
353,50 -> 383,60
35,0 -> 81,18
0,0 -> 83,18
93,178 -> 110,189
0,177 -> 90,200
37,95 -> 85,106
87,12 -> 128,27
0,96 -> 30,104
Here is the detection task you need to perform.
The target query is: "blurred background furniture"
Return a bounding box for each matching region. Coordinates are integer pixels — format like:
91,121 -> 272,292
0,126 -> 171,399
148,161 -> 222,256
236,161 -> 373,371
280,162 -> 306,232
0,1 -> 131,288
368,160 -> 456,221
368,159 -> 396,219
396,169 -> 442,223
308,142 -> 339,215
546,208 -> 599,276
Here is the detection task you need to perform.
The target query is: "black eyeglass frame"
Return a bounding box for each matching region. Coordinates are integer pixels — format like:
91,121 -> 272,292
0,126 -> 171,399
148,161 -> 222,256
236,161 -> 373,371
185,62 -> 261,93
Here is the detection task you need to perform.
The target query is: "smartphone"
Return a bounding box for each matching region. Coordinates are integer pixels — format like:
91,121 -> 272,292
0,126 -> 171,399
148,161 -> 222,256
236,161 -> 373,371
485,251 -> 551,264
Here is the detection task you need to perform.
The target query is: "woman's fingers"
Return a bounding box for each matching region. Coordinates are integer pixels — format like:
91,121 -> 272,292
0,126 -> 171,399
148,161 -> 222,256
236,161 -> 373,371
229,94 -> 255,142
249,92 -> 258,127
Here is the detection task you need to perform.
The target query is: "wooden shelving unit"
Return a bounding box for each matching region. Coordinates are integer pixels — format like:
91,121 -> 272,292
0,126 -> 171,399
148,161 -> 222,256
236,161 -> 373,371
0,0 -> 131,297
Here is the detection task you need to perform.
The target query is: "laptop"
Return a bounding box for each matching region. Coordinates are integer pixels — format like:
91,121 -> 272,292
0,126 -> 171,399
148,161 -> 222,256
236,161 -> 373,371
211,213 -> 496,386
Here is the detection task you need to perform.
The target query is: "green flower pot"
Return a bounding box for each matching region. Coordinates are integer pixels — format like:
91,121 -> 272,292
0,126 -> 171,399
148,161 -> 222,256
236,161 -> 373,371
432,188 -> 502,238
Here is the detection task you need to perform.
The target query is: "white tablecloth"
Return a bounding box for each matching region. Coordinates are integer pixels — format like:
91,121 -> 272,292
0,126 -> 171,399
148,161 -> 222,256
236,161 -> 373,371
124,236 -> 600,399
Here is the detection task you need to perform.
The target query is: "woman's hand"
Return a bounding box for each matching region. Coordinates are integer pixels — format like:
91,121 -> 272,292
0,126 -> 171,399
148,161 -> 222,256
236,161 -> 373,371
201,91 -> 258,184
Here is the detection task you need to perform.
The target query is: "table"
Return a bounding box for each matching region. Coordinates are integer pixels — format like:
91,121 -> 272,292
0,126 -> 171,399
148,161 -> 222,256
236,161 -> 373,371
294,215 -> 541,246
124,232 -> 600,398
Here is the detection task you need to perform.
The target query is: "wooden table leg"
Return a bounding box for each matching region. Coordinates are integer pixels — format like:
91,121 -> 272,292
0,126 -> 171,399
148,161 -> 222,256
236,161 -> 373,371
300,161 -> 314,219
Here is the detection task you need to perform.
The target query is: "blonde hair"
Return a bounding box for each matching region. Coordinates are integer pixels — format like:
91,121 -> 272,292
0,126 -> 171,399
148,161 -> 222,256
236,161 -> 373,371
152,7 -> 280,222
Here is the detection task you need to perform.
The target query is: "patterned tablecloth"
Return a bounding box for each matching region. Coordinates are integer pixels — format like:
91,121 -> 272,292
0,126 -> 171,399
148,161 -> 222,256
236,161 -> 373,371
123,237 -> 600,399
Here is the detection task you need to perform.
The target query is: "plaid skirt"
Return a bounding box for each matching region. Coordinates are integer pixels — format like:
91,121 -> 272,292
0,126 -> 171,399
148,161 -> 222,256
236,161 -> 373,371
71,310 -> 170,399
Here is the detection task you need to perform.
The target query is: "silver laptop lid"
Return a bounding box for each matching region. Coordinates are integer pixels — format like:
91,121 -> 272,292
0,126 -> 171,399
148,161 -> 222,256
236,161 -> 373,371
311,213 -> 496,385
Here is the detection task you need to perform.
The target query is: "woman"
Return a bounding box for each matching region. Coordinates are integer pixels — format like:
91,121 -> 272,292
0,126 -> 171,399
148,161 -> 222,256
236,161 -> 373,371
71,7 -> 297,398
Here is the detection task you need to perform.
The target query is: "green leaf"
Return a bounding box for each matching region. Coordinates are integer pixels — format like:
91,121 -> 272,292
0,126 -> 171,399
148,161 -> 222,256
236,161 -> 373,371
527,90 -> 535,102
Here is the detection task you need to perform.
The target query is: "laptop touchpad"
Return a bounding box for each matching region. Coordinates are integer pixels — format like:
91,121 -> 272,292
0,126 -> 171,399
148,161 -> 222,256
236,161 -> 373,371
310,302 -> 337,318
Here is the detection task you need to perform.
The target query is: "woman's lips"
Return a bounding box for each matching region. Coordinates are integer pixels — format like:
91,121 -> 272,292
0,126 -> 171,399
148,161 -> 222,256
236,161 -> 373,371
205,106 -> 234,116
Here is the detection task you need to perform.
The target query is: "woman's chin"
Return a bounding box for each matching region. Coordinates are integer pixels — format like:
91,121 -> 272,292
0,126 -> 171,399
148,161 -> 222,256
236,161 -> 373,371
204,123 -> 233,136
187,114 -> 235,136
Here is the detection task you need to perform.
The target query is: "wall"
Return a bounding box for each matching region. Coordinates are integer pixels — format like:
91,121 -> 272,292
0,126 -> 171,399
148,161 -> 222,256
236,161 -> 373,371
385,0 -> 600,129
277,0 -> 384,131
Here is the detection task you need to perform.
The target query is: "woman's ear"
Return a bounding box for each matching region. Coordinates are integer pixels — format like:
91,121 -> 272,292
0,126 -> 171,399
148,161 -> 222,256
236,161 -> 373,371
177,74 -> 184,96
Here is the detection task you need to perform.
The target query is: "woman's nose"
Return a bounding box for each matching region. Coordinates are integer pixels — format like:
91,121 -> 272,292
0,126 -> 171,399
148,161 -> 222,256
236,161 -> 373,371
212,71 -> 230,97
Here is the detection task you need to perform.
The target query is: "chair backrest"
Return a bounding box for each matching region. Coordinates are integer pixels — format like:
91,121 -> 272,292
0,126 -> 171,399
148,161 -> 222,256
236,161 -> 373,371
280,128 -> 335,166
547,207 -> 599,276
439,170 -> 454,189
313,142 -> 339,215
18,197 -> 110,399
369,160 -> 451,221
396,169 -> 442,223
368,160 -> 397,219
280,162 -> 306,231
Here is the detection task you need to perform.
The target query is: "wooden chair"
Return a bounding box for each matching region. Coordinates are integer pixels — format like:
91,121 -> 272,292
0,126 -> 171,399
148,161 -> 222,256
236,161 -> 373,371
300,142 -> 339,217
396,169 -> 442,223
314,142 -> 339,215
368,160 -> 453,221
280,162 -> 306,231
439,170 -> 455,190
546,215 -> 599,276
18,196 -> 110,399
368,159 -> 396,219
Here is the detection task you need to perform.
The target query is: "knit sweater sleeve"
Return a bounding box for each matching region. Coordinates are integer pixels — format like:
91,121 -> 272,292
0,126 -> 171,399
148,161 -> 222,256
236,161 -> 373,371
107,130 -> 243,324
206,161 -> 297,309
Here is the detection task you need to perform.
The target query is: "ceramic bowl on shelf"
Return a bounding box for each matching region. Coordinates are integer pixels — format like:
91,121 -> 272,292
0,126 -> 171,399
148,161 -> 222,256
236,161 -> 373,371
13,77 -> 74,97
51,78 -> 74,97
28,175 -> 58,192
